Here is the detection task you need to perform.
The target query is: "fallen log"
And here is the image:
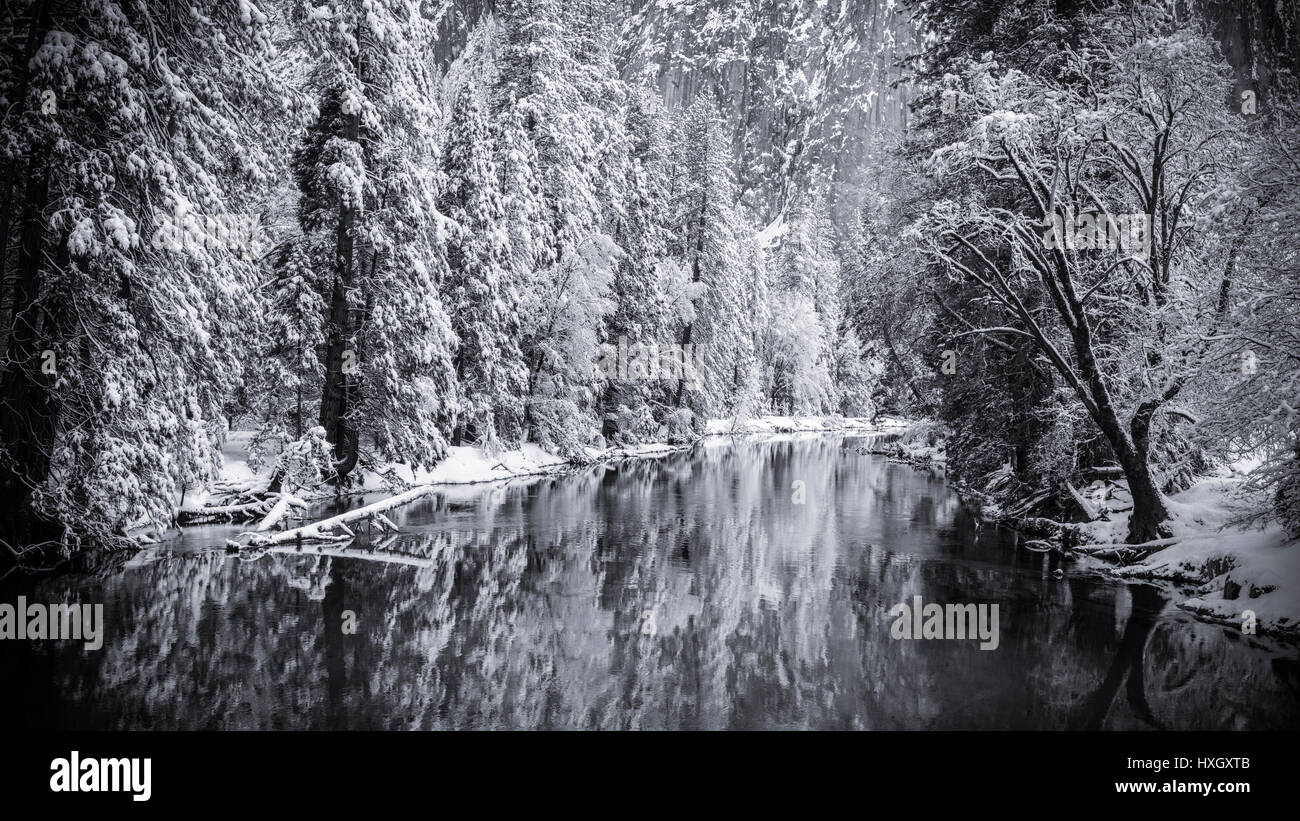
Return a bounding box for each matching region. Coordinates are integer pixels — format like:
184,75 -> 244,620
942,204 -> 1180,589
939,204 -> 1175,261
254,493 -> 309,532
244,485 -> 438,547
178,498 -> 274,524
1073,536 -> 1185,553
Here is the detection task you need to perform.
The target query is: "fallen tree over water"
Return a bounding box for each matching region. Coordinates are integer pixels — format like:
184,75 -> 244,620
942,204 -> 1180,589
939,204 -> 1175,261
239,485 -> 434,548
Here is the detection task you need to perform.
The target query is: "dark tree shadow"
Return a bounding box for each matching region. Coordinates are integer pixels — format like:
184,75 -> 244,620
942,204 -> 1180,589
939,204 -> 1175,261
1070,584 -> 1165,730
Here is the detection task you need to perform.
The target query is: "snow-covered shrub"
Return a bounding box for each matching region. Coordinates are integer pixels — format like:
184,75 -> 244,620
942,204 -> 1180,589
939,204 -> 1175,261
606,403 -> 660,446
527,398 -> 597,459
663,408 -> 697,445
897,419 -> 946,450
248,426 -> 335,496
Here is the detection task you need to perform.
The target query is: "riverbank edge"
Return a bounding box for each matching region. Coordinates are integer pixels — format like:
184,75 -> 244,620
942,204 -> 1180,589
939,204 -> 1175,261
188,414 -> 905,547
230,414 -> 902,500
876,425 -> 1300,640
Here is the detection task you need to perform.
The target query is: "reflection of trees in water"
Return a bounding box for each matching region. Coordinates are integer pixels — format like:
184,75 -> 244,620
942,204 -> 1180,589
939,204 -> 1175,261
1069,584 -> 1164,729
1137,613 -> 1299,730
22,439 -> 1300,729
31,550 -> 343,728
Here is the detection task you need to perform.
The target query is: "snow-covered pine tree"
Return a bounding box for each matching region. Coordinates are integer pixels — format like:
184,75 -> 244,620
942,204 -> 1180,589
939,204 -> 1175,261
832,324 -> 879,418
293,0 -> 458,483
602,87 -> 673,442
669,98 -> 755,422
766,190 -> 837,414
439,83 -> 529,451
0,0 -> 294,552
497,106 -> 552,287
494,0 -> 623,452
494,0 -> 603,261
245,239 -> 332,496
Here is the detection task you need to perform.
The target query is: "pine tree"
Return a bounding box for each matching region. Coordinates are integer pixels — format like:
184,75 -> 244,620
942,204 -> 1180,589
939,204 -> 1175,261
766,190 -> 837,414
439,83 -> 528,450
246,239 -> 332,495
495,0 -> 624,452
0,0 -> 294,551
294,0 -> 458,482
497,106 -> 552,286
669,99 -> 756,422
602,87 -> 672,442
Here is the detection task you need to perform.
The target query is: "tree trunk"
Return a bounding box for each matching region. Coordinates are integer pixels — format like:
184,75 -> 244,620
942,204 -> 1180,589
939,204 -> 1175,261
1059,262 -> 1173,545
318,96 -> 360,482
318,250 -> 356,479
1119,450 -> 1172,544
1084,404 -> 1171,545
1123,402 -> 1173,544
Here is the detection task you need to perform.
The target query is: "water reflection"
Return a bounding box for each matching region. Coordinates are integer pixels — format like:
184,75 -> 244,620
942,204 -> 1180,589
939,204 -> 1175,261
4,434 -> 1298,729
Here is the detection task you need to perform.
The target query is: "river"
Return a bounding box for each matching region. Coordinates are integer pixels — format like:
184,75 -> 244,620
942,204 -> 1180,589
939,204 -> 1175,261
3,433 -> 1297,729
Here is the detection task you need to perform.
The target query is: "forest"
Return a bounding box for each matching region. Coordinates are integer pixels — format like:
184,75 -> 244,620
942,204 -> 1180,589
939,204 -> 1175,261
0,0 -> 1296,568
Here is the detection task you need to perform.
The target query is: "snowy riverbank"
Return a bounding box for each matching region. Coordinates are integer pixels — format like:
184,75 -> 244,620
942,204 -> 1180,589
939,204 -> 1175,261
201,414 -> 896,508
884,425 -> 1298,638
1079,478 -> 1300,637
192,414 -> 899,547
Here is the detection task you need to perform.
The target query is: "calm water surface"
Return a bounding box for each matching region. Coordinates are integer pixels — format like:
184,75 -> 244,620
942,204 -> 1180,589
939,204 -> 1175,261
5,434 -> 1298,729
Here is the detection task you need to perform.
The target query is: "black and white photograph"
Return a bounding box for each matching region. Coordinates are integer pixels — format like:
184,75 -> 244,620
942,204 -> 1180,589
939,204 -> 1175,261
0,0 -> 1296,795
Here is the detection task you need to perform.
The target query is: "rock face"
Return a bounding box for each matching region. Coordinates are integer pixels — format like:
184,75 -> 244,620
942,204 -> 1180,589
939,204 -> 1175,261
1200,0 -> 1300,106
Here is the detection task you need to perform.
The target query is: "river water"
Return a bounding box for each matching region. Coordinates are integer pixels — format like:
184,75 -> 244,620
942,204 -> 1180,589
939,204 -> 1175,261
3,433 -> 1297,729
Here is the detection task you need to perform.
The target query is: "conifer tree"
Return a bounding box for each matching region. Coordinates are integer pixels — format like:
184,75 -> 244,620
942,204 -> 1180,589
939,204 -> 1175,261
439,83 -> 528,450
294,0 -> 458,482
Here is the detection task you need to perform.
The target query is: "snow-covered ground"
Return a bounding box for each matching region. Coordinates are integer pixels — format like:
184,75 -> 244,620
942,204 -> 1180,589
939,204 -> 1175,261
875,418 -> 947,466
1077,477 -> 1300,637
702,414 -> 906,435
204,432 -> 681,507
862,422 -> 1298,637
208,415 -> 889,506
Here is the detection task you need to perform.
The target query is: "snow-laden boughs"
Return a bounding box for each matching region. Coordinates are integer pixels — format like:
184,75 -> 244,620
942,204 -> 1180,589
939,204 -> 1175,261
1188,82 -> 1300,535
495,0 -> 610,263
245,239 -> 329,496
439,83 -> 528,451
602,87 -> 674,443
669,99 -> 756,421
913,5 -> 1254,542
492,0 -> 629,452
519,234 -> 618,455
0,0 -> 296,552
767,190 -> 842,415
